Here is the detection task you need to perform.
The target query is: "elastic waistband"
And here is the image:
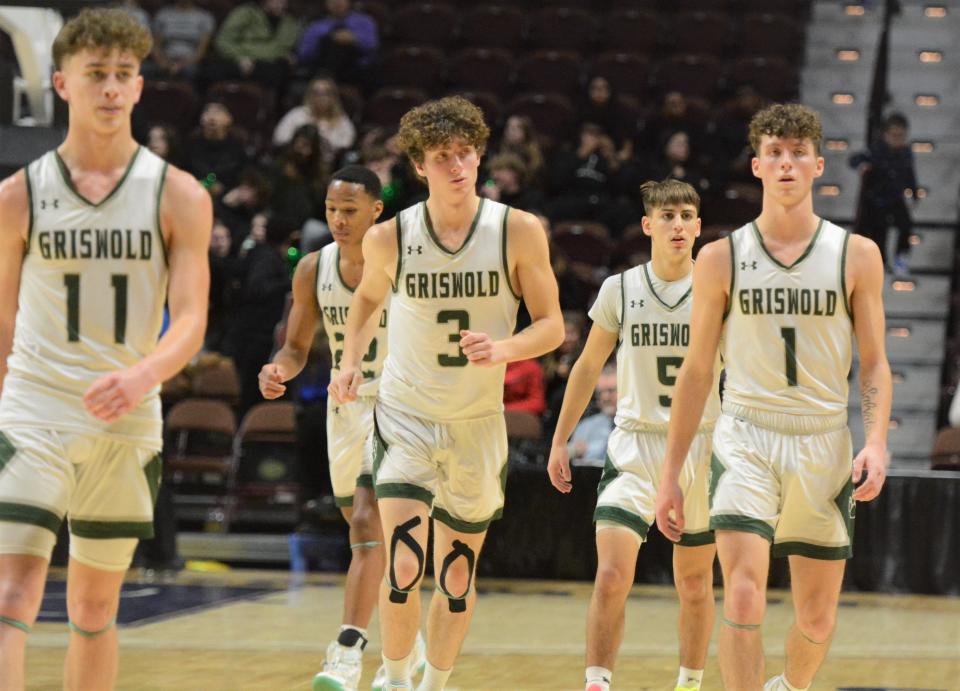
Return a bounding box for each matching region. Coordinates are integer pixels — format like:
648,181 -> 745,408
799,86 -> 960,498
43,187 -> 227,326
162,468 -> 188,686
722,402 -> 847,434
616,420 -> 715,434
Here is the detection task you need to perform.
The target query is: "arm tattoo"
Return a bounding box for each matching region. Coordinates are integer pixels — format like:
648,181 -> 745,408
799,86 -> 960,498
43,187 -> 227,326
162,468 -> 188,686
860,380 -> 879,435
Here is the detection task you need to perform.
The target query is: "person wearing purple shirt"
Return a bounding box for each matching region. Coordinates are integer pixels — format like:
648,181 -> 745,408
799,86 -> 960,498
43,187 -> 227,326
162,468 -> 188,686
297,0 -> 378,86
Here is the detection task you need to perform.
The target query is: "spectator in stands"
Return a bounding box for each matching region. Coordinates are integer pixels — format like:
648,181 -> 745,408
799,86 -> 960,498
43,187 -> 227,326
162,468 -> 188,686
296,0 -> 379,87
146,123 -> 184,167
272,75 -> 356,151
493,114 -> 545,188
186,101 -> 249,199
150,0 -> 216,81
650,130 -> 709,194
641,90 -> 704,153
206,219 -> 240,351
209,0 -> 302,89
219,166 -> 273,244
566,364 -> 617,467
850,112 -> 919,276
504,358 -> 547,417
481,152 -> 544,212
544,310 -> 587,430
221,213 -> 297,414
269,124 -> 332,228
116,0 -> 149,27
546,122 -> 636,236
712,85 -> 767,188
580,76 -> 634,164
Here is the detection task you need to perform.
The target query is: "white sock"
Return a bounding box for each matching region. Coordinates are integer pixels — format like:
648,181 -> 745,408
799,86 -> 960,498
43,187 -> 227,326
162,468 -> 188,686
416,661 -> 452,691
780,674 -> 808,691
383,650 -> 413,686
585,665 -> 612,689
677,666 -> 703,688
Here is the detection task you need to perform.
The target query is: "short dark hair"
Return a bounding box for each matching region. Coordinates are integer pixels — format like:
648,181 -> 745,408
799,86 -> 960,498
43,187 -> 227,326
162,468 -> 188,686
883,112 -> 909,131
639,178 -> 701,215
330,164 -> 382,199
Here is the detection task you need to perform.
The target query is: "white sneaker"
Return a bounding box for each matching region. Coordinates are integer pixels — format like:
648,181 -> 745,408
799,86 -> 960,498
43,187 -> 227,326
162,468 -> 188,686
370,631 -> 427,691
314,639 -> 364,691
763,676 -> 784,691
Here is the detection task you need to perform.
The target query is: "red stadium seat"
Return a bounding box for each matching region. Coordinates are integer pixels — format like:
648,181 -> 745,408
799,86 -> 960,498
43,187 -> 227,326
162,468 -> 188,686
525,7 -> 597,53
460,5 -> 525,50
447,48 -> 514,96
515,50 -> 582,99
380,45 -> 445,92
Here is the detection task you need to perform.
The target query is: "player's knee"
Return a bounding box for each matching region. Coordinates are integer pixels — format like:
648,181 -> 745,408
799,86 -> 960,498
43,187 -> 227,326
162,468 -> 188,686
594,562 -> 632,601
67,594 -> 116,632
795,607 -> 836,643
438,560 -> 472,599
676,570 -> 712,605
0,578 -> 44,620
350,503 -> 382,543
389,551 -> 424,591
725,578 -> 766,620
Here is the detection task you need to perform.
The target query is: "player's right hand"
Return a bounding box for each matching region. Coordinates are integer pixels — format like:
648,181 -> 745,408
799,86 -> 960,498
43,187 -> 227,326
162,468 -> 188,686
258,363 -> 286,400
547,443 -> 573,493
655,480 -> 685,543
328,367 -> 363,404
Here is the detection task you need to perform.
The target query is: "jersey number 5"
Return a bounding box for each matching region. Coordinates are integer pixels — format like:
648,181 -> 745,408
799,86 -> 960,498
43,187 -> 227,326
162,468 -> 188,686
64,273 -> 128,344
656,356 -> 684,407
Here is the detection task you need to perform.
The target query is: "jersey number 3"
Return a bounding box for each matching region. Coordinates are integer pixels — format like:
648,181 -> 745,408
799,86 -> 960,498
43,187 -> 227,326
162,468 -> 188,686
64,273 -> 128,344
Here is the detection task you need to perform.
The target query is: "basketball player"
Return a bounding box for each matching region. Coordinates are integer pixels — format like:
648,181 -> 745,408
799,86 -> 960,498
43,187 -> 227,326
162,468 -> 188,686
258,165 -> 423,691
655,103 -> 891,691
329,96 -> 564,690
548,179 -> 718,691
0,9 -> 212,690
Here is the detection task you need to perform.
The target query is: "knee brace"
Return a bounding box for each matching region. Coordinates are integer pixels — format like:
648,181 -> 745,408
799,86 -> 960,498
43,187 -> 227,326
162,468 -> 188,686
387,516 -> 425,604
68,618 -> 116,638
0,615 -> 30,634
436,540 -> 476,613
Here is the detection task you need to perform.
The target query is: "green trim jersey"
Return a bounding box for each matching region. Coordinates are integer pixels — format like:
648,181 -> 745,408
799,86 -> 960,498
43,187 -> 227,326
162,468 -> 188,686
315,243 -> 389,397
722,219 -> 853,416
378,198 -> 519,421
0,147 -> 169,449
590,262 -> 720,431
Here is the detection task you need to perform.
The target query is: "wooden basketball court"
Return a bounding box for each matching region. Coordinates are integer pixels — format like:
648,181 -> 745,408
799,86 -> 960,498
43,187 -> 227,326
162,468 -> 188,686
23,569 -> 960,690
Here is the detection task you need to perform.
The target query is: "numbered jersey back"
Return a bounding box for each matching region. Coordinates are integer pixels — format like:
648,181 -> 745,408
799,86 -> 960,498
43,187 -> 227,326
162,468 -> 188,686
0,147 -> 168,447
315,242 -> 388,396
610,263 -> 720,430
722,220 -> 853,415
379,198 -> 519,421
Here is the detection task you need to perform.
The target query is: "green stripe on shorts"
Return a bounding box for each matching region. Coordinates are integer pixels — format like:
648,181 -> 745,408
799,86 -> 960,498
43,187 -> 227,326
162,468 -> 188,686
708,452 -> 726,508
431,506 -> 492,534
0,502 -> 62,534
356,473 -> 374,489
70,520 -> 154,539
772,541 -> 851,560
334,494 -> 354,508
375,482 -> 433,507
144,454 -> 162,507
678,530 -> 715,547
594,505 -> 650,539
596,453 -> 620,497
710,514 -> 774,542
0,432 -> 15,474
372,413 -> 388,481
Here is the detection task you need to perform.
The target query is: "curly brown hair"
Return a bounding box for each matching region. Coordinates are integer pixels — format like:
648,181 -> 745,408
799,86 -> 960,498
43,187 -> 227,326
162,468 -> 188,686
748,103 -> 822,155
52,8 -> 152,70
397,96 -> 491,166
640,178 -> 700,215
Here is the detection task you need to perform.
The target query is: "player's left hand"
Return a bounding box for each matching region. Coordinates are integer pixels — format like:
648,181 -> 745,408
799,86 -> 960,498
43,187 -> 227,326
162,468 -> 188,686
852,442 -> 888,502
83,366 -> 155,423
459,330 -> 505,367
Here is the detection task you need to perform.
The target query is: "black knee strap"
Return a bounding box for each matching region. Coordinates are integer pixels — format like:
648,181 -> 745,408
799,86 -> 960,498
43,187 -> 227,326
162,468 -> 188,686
388,516 -> 425,604
437,539 -> 475,613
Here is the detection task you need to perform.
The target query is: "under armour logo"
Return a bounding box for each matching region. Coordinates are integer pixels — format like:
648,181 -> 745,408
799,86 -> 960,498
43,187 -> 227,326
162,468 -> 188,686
740,260 -> 758,270
319,282 -> 334,292
630,299 -> 644,308
407,245 -> 423,255
40,199 -> 59,210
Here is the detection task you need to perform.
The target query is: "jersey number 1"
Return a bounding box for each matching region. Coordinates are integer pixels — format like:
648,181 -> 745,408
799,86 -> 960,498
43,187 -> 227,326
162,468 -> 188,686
780,327 -> 798,387
64,273 -> 128,344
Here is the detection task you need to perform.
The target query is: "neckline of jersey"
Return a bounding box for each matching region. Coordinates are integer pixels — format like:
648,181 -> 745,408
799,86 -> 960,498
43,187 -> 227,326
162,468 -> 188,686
53,146 -> 142,209
422,197 -> 485,256
750,217 -> 824,271
641,262 -> 692,312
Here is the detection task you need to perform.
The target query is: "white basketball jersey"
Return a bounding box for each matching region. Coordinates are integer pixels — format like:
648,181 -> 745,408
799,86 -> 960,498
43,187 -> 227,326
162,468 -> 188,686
0,147 -> 169,448
722,220 -> 853,415
591,263 -> 720,430
378,198 -> 519,421
315,242 -> 388,397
